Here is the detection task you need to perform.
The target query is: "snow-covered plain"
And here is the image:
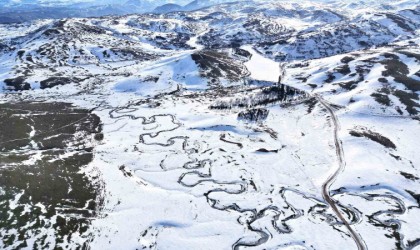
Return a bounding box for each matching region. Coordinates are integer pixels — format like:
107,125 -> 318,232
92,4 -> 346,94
0,0 -> 419,249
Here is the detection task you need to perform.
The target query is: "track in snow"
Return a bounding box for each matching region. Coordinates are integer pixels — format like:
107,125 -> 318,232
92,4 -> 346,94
316,95 -> 367,250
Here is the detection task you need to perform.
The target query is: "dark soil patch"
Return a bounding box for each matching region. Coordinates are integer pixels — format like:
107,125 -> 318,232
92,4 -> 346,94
296,77 -> 308,83
255,148 -> 279,153
378,78 -> 388,83
337,63 -> 373,91
371,92 -> 391,106
191,50 -> 249,84
4,77 -> 31,91
40,77 -> 77,89
334,64 -> 351,75
238,108 -> 269,122
400,171 -> 419,181
304,97 -> 318,114
393,90 -> 419,115
385,14 -> 414,32
339,80 -> 358,90
234,48 -> 251,59
398,50 -> 420,61
0,102 -> 102,249
381,55 -> 420,92
324,73 -> 336,83
350,129 -> 396,149
341,56 -> 355,64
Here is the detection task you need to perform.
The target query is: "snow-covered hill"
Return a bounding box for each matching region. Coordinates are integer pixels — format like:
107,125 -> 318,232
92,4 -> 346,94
0,0 -> 419,249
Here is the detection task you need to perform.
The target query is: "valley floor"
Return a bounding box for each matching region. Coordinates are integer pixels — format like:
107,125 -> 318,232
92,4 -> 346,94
1,46 -> 418,249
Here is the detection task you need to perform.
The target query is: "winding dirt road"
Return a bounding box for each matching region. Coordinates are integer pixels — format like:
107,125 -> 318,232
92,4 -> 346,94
316,96 -> 367,250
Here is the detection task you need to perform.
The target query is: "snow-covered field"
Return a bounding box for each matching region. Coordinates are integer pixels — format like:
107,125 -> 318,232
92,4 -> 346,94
0,0 -> 419,249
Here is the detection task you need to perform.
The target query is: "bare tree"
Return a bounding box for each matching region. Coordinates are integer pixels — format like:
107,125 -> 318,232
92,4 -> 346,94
278,62 -> 286,84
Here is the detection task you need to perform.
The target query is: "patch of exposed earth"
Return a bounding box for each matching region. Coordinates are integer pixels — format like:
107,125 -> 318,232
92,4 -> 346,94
0,102 -> 103,249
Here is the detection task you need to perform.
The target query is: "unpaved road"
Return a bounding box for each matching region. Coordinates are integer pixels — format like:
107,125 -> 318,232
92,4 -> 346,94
316,96 -> 367,250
